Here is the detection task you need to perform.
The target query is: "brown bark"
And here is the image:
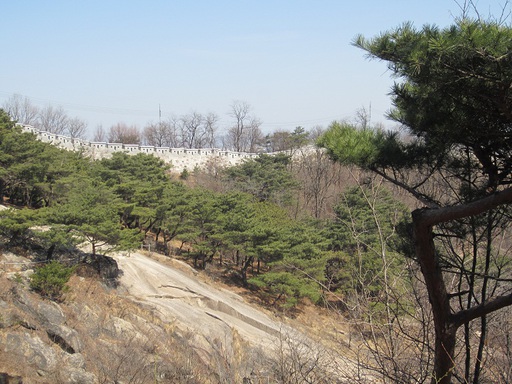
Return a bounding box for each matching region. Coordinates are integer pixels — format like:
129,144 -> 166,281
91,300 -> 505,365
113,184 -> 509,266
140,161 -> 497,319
241,255 -> 254,287
412,187 -> 512,384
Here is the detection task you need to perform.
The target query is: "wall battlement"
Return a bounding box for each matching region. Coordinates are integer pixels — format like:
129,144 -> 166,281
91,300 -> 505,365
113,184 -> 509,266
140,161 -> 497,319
21,125 -> 259,172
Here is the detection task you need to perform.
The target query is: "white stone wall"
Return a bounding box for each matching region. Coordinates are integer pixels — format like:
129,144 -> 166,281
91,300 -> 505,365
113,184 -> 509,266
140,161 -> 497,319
20,125 -> 259,172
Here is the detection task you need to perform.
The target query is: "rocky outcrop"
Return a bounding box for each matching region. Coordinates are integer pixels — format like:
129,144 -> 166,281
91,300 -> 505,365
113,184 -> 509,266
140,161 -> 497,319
0,286 -> 94,383
3,332 -> 58,371
0,251 -> 345,383
89,254 -> 120,282
0,264 -> 260,383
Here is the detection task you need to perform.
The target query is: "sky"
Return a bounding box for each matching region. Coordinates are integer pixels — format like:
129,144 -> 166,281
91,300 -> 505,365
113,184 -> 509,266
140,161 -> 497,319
1,1 -> 508,139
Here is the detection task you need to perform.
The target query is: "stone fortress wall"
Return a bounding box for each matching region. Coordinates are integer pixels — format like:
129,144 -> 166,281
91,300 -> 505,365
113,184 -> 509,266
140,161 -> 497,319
21,125 -> 259,172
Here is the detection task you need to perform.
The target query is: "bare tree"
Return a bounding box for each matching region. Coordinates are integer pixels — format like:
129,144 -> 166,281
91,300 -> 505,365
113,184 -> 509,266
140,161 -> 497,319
244,119 -> 264,153
93,125 -> 106,142
328,173 -> 434,384
166,116 -> 181,147
2,94 -> 39,125
67,117 -> 88,139
180,111 -> 204,148
293,147 -> 345,219
3,96 -> 89,139
143,120 -> 177,147
272,328 -> 339,384
308,125 -> 326,141
203,112 -> 218,148
354,106 -> 371,129
108,123 -> 141,144
176,112 -> 219,148
226,101 -> 263,152
228,100 -> 250,152
37,105 -> 69,134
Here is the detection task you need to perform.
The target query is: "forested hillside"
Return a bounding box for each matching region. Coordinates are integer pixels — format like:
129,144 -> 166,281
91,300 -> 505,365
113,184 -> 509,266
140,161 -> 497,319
3,9 -> 512,383
0,108 -> 408,311
1,71 -> 512,383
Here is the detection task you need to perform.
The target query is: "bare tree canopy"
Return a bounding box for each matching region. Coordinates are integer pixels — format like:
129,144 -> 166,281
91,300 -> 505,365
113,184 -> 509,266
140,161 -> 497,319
2,94 -> 39,125
67,117 -> 88,139
37,105 -> 69,134
93,125 -> 107,142
108,123 -> 141,144
225,100 -> 263,152
3,95 -> 88,138
143,119 -> 178,147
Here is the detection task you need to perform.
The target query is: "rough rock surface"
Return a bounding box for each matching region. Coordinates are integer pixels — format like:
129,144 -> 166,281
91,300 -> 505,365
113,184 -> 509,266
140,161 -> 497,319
0,252 -> 278,383
0,251 -> 353,383
113,251 -> 288,350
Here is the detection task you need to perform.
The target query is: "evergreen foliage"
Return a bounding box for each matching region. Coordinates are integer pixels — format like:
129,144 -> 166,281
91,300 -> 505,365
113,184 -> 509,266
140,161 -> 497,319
223,153 -> 298,205
0,207 -> 39,245
327,185 -> 410,313
29,261 -> 74,300
321,16 -> 512,384
45,175 -> 142,256
0,107 -> 414,312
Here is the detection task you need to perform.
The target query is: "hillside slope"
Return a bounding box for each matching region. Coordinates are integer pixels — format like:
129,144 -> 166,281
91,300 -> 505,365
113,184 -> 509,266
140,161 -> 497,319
0,250 -> 360,383
114,252 -> 286,350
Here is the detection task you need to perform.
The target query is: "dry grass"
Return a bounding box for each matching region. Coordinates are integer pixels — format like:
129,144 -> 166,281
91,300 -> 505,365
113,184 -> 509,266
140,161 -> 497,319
0,249 -> 362,383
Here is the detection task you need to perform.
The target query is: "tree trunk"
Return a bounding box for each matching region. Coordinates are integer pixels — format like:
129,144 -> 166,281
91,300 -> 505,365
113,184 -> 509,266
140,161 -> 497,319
241,256 -> 253,287
411,188 -> 512,383
412,208 -> 456,384
46,244 -> 55,261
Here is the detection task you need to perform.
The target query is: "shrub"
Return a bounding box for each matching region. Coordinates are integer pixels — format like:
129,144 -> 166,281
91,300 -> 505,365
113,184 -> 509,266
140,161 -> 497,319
30,261 -> 74,300
180,168 -> 190,180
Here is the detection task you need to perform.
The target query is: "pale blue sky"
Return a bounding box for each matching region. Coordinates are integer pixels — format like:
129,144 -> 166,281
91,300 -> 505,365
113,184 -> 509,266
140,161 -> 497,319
1,1 -> 507,138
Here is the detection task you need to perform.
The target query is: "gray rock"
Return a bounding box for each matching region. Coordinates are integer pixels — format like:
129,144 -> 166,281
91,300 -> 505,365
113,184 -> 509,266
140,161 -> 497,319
60,353 -> 98,384
64,353 -> 86,370
46,324 -> 83,354
14,288 -> 65,326
0,309 -> 21,329
12,288 -> 83,354
63,368 -> 96,384
3,332 -> 58,372
89,254 -> 120,281
103,316 -> 146,343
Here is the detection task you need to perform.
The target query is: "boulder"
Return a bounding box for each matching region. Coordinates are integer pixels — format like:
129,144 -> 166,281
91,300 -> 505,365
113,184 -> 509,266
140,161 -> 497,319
3,332 -> 58,372
90,255 -> 119,281
0,301 -> 21,329
12,288 -> 83,353
103,315 -> 147,343
46,324 -> 83,354
64,353 -> 86,370
13,288 -> 65,326
61,352 -> 97,384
